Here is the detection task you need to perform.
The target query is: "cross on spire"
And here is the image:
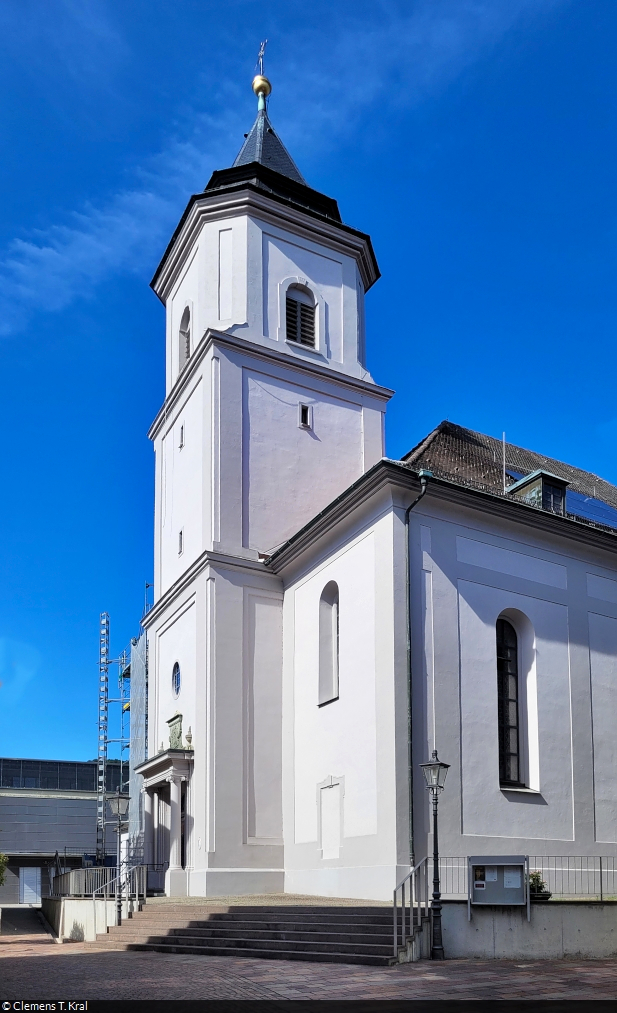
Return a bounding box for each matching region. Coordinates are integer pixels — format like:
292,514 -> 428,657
257,40 -> 267,76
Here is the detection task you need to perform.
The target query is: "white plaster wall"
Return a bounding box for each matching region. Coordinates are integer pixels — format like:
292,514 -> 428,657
292,530 -> 378,847
159,380 -> 204,594
169,248 -> 200,383
262,233 -> 343,362
166,216 -> 250,391
162,206 -> 372,392
155,598 -> 196,753
588,610 -> 617,843
411,499 -> 617,861
242,368 -> 363,552
458,580 -> 573,841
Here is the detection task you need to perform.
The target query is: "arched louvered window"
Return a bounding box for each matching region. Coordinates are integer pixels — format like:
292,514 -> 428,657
496,617 -> 521,786
286,285 -> 316,348
319,581 -> 339,705
179,307 -> 191,372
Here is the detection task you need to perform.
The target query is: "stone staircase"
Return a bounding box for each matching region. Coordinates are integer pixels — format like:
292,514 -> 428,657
86,896 -> 420,965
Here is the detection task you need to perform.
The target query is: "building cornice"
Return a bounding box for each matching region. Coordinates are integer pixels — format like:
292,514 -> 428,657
267,460 -> 617,572
148,328 -> 393,442
142,547 -> 274,629
151,185 -> 380,300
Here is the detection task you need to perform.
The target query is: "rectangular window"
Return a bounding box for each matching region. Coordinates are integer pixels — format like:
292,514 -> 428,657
178,529 -> 184,555
298,403 -> 313,429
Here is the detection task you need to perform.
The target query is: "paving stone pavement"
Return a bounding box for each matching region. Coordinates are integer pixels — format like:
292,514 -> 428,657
1,940 -> 617,1001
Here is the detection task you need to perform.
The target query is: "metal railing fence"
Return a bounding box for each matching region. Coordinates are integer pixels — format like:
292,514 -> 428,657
529,856 -> 617,900
393,855 -> 617,955
431,856 -> 617,901
392,857 -> 430,957
51,866 -> 118,897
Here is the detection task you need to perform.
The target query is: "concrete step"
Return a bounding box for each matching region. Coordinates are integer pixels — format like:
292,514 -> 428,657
98,926 -> 392,948
86,901 -> 398,965
125,940 -> 391,966
141,933 -> 393,956
167,925 -> 392,943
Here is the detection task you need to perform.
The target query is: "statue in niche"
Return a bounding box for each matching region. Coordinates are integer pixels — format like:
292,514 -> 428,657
167,713 -> 183,750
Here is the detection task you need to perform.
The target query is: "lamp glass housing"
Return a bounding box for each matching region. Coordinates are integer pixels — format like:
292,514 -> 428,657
420,750 -> 450,790
108,791 -> 130,817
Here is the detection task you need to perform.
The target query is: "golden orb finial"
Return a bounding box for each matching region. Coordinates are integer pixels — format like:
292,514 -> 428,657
252,74 -> 272,98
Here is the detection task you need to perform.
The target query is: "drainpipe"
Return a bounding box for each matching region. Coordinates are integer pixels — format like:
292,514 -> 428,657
405,469 -> 432,867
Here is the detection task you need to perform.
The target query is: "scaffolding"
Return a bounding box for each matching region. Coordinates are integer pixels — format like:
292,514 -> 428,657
96,611 -> 131,863
96,613 -> 109,860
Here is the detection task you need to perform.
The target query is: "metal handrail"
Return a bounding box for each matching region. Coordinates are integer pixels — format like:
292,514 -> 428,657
92,863 -> 147,930
392,857 -> 430,957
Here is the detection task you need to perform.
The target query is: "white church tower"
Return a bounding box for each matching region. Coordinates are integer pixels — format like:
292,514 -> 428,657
136,69 -> 392,896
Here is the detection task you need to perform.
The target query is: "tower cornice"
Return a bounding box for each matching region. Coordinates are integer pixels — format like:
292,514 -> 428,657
151,182 -> 380,302
147,327 -> 394,442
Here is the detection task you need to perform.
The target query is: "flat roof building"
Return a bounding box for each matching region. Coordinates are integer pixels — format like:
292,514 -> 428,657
0,757 -> 122,904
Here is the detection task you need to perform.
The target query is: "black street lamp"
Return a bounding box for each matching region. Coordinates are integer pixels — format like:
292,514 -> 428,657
107,788 -> 130,926
420,750 -> 450,960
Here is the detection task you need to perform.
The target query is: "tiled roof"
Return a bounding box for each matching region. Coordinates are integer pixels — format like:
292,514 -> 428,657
233,108 -> 306,184
402,421 -> 617,528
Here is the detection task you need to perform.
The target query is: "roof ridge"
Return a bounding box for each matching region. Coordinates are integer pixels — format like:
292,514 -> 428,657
401,420 -> 450,464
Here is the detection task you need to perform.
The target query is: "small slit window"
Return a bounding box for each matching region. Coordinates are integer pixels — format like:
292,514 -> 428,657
179,424 -> 185,449
496,617 -> 522,786
286,285 -> 316,348
179,307 -> 191,373
298,403 -> 312,429
172,662 -> 181,699
319,581 -> 339,705
178,529 -> 184,555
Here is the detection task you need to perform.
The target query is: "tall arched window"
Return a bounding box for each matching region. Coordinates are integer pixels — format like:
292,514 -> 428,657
179,307 -> 191,372
286,285 -> 316,348
319,581 -> 339,705
496,617 -> 521,786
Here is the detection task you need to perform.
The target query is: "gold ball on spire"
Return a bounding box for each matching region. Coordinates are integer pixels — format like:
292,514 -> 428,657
252,74 -> 272,98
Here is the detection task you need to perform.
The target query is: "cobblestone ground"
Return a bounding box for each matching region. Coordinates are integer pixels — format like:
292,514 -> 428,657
1,938 -> 617,1001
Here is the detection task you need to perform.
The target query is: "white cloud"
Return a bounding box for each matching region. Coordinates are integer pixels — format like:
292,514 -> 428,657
0,0 -> 563,335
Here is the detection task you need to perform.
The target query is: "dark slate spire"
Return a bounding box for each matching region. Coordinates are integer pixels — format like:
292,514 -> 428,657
233,70 -> 306,185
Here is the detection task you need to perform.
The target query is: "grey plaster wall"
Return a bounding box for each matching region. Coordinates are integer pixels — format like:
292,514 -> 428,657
410,495 -> 617,862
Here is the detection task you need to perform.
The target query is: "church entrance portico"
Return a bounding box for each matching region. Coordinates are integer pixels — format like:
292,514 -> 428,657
135,749 -> 193,897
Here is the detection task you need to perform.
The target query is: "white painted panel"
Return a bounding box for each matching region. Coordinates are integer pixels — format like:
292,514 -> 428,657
589,611 -> 617,843
456,536 -> 567,589
19,867 -> 41,904
293,532 -> 377,844
587,573 -> 617,604
458,580 -> 573,841
320,784 -> 341,859
246,594 -> 283,841
218,229 -> 233,320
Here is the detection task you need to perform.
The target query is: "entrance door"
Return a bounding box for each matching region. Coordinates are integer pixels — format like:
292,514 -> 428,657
19,867 -> 41,904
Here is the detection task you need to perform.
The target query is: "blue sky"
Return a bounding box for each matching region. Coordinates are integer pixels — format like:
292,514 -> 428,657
0,0 -> 615,760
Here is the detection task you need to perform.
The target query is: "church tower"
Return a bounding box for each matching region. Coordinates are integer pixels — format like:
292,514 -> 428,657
137,68 -> 392,896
